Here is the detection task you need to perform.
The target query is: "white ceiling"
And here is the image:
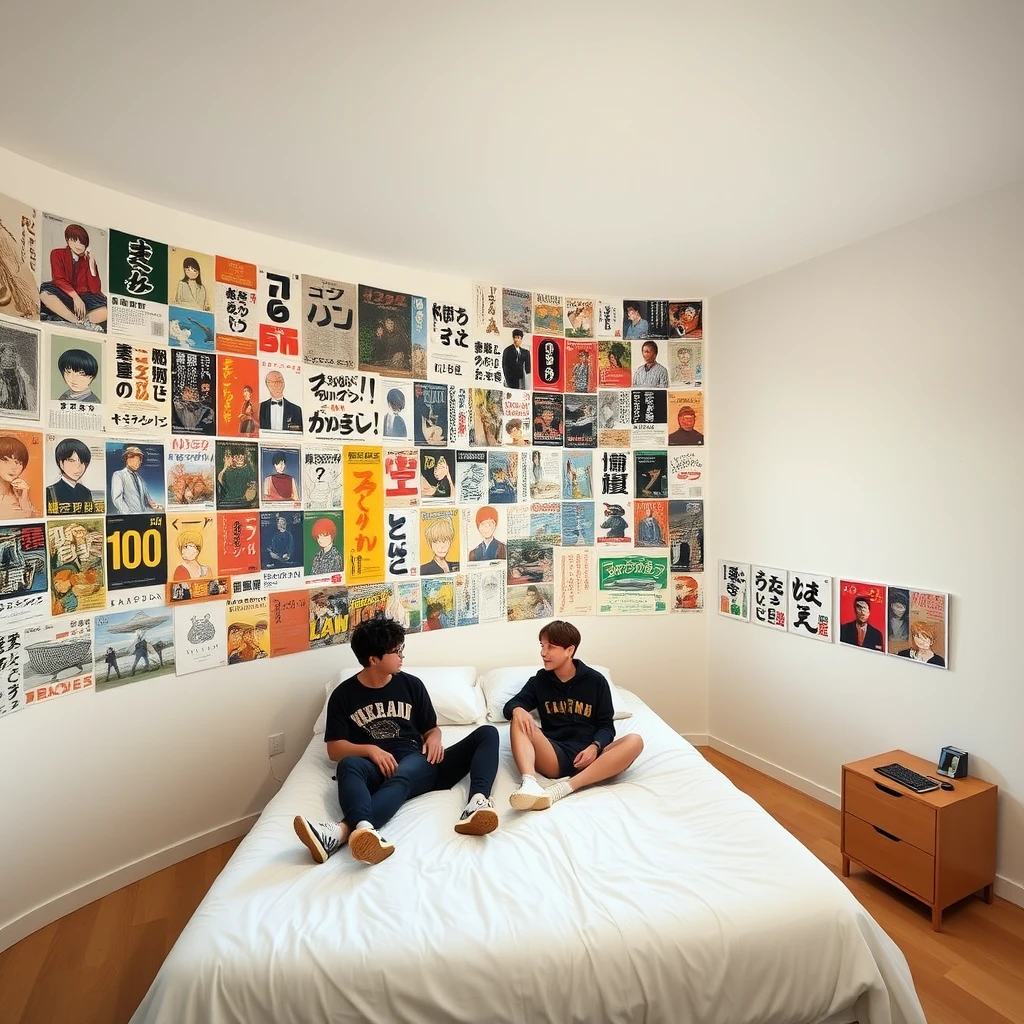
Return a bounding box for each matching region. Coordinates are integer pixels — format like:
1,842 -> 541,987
3,1 -> 1023,296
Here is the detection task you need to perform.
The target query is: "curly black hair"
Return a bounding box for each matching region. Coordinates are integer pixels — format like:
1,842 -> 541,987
350,615 -> 406,667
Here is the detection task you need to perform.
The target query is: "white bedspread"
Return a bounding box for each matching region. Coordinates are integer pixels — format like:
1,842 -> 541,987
131,692 -> 927,1024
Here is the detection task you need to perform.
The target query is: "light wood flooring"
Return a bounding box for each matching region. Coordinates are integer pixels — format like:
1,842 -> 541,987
1,748 -> 1021,1023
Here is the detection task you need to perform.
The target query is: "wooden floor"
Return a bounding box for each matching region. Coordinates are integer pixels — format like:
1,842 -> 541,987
1,750 -> 1022,1024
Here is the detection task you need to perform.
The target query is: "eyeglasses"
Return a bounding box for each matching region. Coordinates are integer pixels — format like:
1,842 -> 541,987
388,645 -> 405,658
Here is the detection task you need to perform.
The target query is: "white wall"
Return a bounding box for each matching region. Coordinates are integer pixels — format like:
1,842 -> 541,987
0,148 -> 706,950
707,179 -> 1024,904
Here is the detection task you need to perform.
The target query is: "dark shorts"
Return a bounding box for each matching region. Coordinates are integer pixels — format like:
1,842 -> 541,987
39,283 -> 107,317
550,739 -> 599,778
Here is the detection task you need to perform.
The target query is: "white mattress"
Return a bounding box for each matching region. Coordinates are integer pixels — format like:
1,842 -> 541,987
131,691 -> 927,1024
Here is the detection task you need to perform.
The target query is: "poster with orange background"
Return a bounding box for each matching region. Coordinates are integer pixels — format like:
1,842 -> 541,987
218,355 -> 260,438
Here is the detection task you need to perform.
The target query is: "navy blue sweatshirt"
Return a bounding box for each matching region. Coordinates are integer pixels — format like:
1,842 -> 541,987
503,660 -> 616,751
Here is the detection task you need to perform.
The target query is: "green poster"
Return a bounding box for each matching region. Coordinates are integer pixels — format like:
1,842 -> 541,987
109,229 -> 169,304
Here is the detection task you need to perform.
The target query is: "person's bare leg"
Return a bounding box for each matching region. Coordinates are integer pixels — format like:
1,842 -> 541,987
40,292 -> 76,323
86,306 -> 107,325
567,734 -> 644,793
509,724 -> 561,809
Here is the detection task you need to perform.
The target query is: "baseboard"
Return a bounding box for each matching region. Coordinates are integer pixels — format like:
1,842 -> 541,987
680,732 -> 709,746
994,874 -> 1024,907
0,813 -> 258,954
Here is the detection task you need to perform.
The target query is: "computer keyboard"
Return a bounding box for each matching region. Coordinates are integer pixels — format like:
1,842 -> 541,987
873,762 -> 940,793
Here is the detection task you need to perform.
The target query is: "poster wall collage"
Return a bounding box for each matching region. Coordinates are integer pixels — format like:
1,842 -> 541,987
0,194 -> 708,716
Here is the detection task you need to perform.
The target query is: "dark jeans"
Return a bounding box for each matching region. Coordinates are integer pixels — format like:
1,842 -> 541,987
336,725 -> 498,831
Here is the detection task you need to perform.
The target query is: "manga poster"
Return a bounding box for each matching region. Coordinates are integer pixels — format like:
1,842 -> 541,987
44,433 -> 104,516
22,616 -> 94,706
668,339 -> 703,388
258,267 -> 301,360
668,390 -> 705,446
381,377 -> 413,443
631,389 -> 668,446
533,293 -> 564,335
838,579 -> 887,653
170,349 -> 217,436
106,513 -> 167,609
383,447 -> 419,507
259,444 -> 302,508
596,500 -> 633,545
303,366 -> 381,440
0,624 -> 26,716
106,340 -> 170,435
0,522 -> 48,624
596,449 -> 633,500
48,334 -> 104,433
502,390 -> 531,447
529,448 -> 562,500
419,507 -> 460,576
258,357 -> 303,435
214,257 -> 259,356
668,500 -> 704,572
668,448 -> 704,499
168,246 -> 215,316
0,192 -> 39,321
477,567 -> 506,622
634,499 -> 669,549
94,609 -> 175,691
487,450 -> 525,504
472,282 -> 502,338
788,571 -> 833,643
501,288 -> 531,333
555,548 -> 595,616
561,501 -> 595,547
106,440 -> 164,513
531,393 -> 563,447
889,588 -> 948,668
455,450 -> 487,505
595,298 -> 622,340
463,503 -> 507,569
226,586 -> 270,664
358,284 -> 413,377
455,572 -> 479,627
507,581 -> 553,621
47,518 -> 106,615
667,301 -> 703,341
303,510 -> 345,587
411,295 -> 429,380
420,577 -> 455,631
0,320 -> 40,421
597,389 -> 631,448
39,212 -> 108,333
217,510 -> 261,576
217,354 -> 260,438
532,335 -> 564,393
173,603 -> 228,675
718,561 -> 750,620
268,589 -> 311,658
302,445 -> 342,510
467,388 -> 502,447
390,580 -> 422,633
564,298 -> 594,340
167,572 -> 230,607
597,555 -> 668,615
214,440 -> 259,511
564,394 -> 597,449
508,537 -> 553,587
597,339 -> 630,389
414,381 -> 451,446
343,445 -> 385,585
420,448 -> 455,503
107,230 -> 168,342
751,565 -> 788,631
260,510 -> 304,589
428,297 -> 472,383
0,428 -> 43,519
562,452 -> 594,500
565,339 -> 597,393
348,582 -> 395,631
166,512 -> 216,589
634,450 -> 669,499
308,586 -> 349,649
301,274 -> 358,368
385,507 -> 419,580
671,573 -> 703,612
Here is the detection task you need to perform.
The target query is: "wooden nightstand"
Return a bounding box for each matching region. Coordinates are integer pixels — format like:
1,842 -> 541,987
841,749 -> 997,931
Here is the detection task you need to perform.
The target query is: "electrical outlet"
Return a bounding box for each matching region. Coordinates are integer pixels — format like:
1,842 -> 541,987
268,732 -> 285,757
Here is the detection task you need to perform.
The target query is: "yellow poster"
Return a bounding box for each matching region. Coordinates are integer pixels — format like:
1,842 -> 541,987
343,445 -> 385,584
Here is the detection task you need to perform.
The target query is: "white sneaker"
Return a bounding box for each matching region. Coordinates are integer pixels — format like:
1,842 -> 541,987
293,816 -> 344,864
454,795 -> 498,835
509,776 -> 551,811
349,824 -> 395,865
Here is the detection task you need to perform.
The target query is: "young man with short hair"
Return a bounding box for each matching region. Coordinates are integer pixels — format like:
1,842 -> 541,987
505,620 -> 643,810
295,617 -> 500,865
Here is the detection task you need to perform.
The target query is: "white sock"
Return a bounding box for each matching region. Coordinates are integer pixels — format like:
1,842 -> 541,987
355,819 -> 374,832
547,781 -> 573,802
521,774 -> 537,787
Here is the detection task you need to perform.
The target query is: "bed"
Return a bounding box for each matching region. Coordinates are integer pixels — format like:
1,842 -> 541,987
131,685 -> 927,1024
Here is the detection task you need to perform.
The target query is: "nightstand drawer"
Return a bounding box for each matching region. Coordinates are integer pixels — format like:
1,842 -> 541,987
844,813 -> 934,902
844,771 -> 935,854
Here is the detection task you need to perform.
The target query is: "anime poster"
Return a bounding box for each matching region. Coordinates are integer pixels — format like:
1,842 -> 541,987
667,301 -> 703,341
668,499 -> 704,572
487,451 -> 525,504
44,433 -> 104,516
0,193 -> 40,321
47,518 -> 105,615
413,381 -> 452,446
170,349 -> 216,435
668,339 -> 703,388
226,586 -> 270,664
410,295 -> 429,380
788,571 -> 833,642
419,507 -> 460,576
0,624 -> 26,716
21,616 -> 93,706
303,511 -> 344,587
214,440 -> 259,510
597,555 -> 668,615
631,389 -> 668,446
94,609 -> 174,690
597,390 -> 631,449
301,274 -> 358,368
268,589 -> 311,658
428,297 -> 472,382
173,602 -> 228,675
597,500 -> 633,545
561,501 -> 595,547
0,321 -> 41,421
383,447 -> 419,507
384,508 -> 419,580
381,377 -> 413,442
107,230 -> 168,341
469,388 -> 503,447
564,298 -> 594,340
507,582 -> 554,621
634,499 -> 669,548
454,450 -> 487,505
561,452 -> 593,500
507,538 -> 553,586
308,586 -> 349,649
106,340 -> 170,434
259,444 -> 302,508
533,293 -> 563,335
343,445 -> 385,585
0,522 -> 48,624
532,335 -> 564,393
357,284 -> 413,377
890,589 -> 948,668
257,267 -> 301,360
215,256 -> 259,356
302,445 -> 342,510
420,577 -> 455,631
476,568 -> 506,622
597,339 -> 630,390
258,357 -> 303,435
388,579 -> 421,633
166,512 -> 216,588
0,428 -> 43,520
595,298 -> 622,340
634,450 -> 668,499
501,390 -> 531,447
885,587 -> 914,658
454,572 -> 479,627
303,366 -> 381,440
48,334 -> 104,433
596,449 -> 632,500
167,246 -> 215,315
671,573 -> 703,612
217,354 -> 260,438
838,579 -> 887,653
532,393 -> 563,447
529,448 -> 562,500
718,561 -> 750,620
565,340 -> 597,393
564,395 -> 597,449
166,437 -> 215,512
751,566 -> 788,631
39,212 -> 108,333
554,548 -> 595,616
105,513 -> 167,609
105,440 -> 164,513
463,503 -> 507,568
217,510 -> 261,576
668,448 -> 704,499
260,510 -> 304,589
348,582 -> 394,630
419,448 -> 455,503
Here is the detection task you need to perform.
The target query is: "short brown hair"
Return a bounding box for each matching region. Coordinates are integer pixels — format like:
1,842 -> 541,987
538,619 -> 581,653
910,620 -> 937,643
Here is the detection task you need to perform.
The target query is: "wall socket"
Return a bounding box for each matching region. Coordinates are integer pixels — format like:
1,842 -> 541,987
268,733 -> 285,757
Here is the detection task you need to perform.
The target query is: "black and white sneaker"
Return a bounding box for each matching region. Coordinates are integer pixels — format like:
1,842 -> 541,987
293,816 -> 344,864
454,795 -> 499,835
349,825 -> 395,865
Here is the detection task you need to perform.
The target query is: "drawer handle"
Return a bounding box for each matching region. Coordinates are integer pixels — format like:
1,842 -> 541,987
872,825 -> 901,843
874,782 -> 903,798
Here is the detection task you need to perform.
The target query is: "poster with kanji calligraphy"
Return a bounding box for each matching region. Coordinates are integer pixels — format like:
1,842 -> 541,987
595,298 -> 622,340
108,230 -> 168,341
671,573 -> 703,612
634,450 -> 668,499
0,427 -> 42,519
419,448 -> 455,503
39,212 -> 108,333
463,502 -> 507,569
173,602 -> 228,675
215,257 -> 258,356
562,452 -> 594,500
532,335 -> 564,393
668,390 -> 704,445
106,513 -> 167,609
555,547 -> 595,616
667,301 -> 703,340
531,393 -> 563,447
384,447 -> 419,507
343,445 -> 385,585
258,267 -> 301,360
533,293 -> 564,335
597,389 -> 630,447
381,377 -> 413,443
472,337 -> 502,385
226,586 -> 270,664
413,381 -> 451,446
217,354 -> 260,438
668,499 -> 704,572
626,299 -> 670,340
349,582 -> 394,630
302,366 -> 381,439
718,561 -> 749,620
453,385 -> 470,445
564,395 -> 597,449
634,499 -> 669,548
22,616 -> 93,705
166,437 -> 215,512
561,501 -> 595,547
0,193 -> 40,321
260,510 -> 304,590
215,440 -> 259,511
0,320 -> 41,421
751,565 -> 788,630
597,555 -> 668,615
597,500 -> 633,545
93,609 -> 175,690
303,511 -> 344,587
309,586 -> 349,649
268,589 -> 311,658
410,295 -> 428,379
48,334 -> 104,433
259,444 -> 301,508
668,448 -> 704,499
566,341 -> 598,396
384,507 -> 419,580
428,298 -> 472,382
469,388 -> 503,447
455,572 -> 479,627
259,357 -> 303,436
472,282 -> 502,337
0,522 -> 48,624
455,450 -> 487,505
105,340 -> 170,434
358,284 -> 413,377
787,571 -> 833,642
217,510 -> 261,576
668,339 -> 703,388
170,349 -> 216,436
488,450 -> 526,504
565,298 -> 594,340
631,390 -> 668,446
302,445 -> 342,510
301,274 -> 358,368
0,625 -> 26,717
889,588 -> 948,668
44,433 -> 104,516
105,440 -> 165,513
596,449 -> 633,500
166,512 -> 216,589
47,517 -> 105,615
838,579 -> 887,653
421,577 -> 455,630
419,507 -> 459,576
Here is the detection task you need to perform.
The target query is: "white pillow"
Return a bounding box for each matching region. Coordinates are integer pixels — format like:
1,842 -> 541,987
479,664 -> 633,724
312,665 -> 484,735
